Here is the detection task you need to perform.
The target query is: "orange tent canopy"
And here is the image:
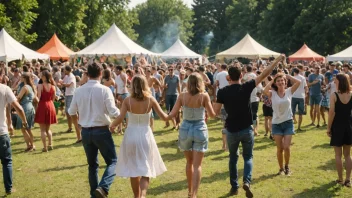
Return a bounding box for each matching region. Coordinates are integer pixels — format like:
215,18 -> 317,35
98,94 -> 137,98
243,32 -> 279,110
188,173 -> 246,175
37,34 -> 74,61
288,44 -> 325,62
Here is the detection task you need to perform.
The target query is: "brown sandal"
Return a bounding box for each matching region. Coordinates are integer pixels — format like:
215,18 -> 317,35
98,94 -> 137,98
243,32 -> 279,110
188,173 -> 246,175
335,180 -> 344,185
345,180 -> 351,187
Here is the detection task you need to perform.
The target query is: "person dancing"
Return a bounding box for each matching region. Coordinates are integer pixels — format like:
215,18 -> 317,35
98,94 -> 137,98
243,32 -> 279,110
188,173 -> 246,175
263,73 -> 301,176
167,73 -> 216,198
327,74 -> 352,187
110,75 -> 167,198
34,70 -> 57,152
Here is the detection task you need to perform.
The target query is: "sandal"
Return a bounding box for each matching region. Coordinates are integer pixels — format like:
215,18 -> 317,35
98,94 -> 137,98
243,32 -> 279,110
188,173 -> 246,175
335,180 -> 344,185
42,148 -> 48,152
345,180 -> 351,187
24,147 -> 33,152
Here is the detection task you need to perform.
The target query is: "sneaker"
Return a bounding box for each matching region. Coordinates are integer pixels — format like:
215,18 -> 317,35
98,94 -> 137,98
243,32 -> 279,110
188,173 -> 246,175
242,183 -> 253,198
277,169 -> 285,175
228,188 -> 238,196
94,187 -> 108,198
284,166 -> 291,176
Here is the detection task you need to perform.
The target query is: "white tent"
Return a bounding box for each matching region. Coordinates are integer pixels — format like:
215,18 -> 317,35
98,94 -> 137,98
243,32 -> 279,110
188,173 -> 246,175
327,45 -> 352,61
161,39 -> 202,59
216,34 -> 280,60
0,28 -> 49,62
73,24 -> 156,57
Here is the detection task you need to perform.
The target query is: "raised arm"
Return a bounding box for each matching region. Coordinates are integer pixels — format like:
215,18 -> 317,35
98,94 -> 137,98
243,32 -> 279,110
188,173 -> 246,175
286,75 -> 301,94
255,55 -> 284,86
263,80 -> 273,98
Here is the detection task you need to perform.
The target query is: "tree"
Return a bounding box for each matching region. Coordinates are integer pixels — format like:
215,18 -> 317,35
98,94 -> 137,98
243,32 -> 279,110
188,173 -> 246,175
0,0 -> 38,44
30,0 -> 87,50
83,0 -> 138,46
133,0 -> 194,53
207,0 -> 234,55
293,0 -> 352,55
226,0 -> 271,42
190,0 -> 217,54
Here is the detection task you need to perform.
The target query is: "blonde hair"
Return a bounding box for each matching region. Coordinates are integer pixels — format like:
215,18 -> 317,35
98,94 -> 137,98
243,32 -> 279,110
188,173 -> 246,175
187,73 -> 205,95
131,75 -> 151,100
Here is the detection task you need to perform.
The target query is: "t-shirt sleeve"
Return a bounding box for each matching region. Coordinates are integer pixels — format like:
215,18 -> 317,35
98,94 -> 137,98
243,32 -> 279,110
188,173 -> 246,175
5,86 -> 16,105
243,79 -> 256,95
286,87 -> 293,99
216,89 -> 225,104
308,74 -> 313,83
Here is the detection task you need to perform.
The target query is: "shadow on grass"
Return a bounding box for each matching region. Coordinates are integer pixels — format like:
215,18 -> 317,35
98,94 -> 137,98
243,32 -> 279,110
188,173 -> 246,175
157,139 -> 178,149
317,159 -> 335,171
41,164 -> 86,172
153,128 -> 177,136
149,170 -> 235,196
312,143 -> 330,149
291,182 -> 342,198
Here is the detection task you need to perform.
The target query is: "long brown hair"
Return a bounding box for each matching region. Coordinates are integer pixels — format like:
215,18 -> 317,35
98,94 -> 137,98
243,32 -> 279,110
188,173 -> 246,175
187,73 -> 205,95
42,70 -> 55,86
336,74 -> 351,94
22,73 -> 37,95
130,75 -> 151,101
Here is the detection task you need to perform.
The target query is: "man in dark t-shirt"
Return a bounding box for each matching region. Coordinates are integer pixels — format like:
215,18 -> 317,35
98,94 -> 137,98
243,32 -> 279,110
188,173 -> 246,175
214,55 -> 284,197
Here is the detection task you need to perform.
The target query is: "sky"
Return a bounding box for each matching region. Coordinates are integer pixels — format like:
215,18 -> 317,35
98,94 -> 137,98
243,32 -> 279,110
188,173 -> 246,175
128,0 -> 194,8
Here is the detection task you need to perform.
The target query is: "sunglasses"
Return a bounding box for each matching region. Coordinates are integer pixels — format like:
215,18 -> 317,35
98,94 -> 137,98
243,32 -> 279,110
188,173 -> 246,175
168,69 -> 173,71
315,68 -> 320,70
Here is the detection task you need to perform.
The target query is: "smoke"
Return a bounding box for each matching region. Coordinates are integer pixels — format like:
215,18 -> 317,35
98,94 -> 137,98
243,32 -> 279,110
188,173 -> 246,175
203,31 -> 214,47
143,20 -> 180,53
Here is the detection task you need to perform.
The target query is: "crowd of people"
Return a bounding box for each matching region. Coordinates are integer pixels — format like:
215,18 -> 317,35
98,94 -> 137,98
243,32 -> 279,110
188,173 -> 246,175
0,55 -> 352,198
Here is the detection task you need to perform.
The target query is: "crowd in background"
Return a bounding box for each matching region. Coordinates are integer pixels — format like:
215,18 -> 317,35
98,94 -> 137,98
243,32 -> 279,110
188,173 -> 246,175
0,56 -> 352,197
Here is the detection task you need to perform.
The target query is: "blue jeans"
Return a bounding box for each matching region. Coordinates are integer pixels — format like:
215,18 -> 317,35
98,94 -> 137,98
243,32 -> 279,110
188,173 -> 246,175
226,127 -> 254,190
165,95 -> 178,113
0,134 -> 12,193
81,127 -> 117,197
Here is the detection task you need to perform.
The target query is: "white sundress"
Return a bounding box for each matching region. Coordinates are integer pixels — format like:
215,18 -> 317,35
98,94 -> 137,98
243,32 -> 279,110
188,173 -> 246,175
116,98 -> 167,178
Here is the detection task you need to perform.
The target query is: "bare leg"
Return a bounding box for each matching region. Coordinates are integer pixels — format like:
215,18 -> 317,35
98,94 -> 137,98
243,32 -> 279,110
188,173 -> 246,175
28,129 -> 35,148
315,105 -> 320,126
130,177 -> 140,198
343,145 -> 352,181
298,115 -> 303,130
184,151 -> 193,195
20,128 -> 31,148
310,104 -> 314,124
191,151 -> 204,198
66,112 -> 72,130
282,135 -> 292,166
140,177 -> 150,198
334,147 -> 343,181
39,124 -> 47,150
222,132 -> 227,151
46,125 -> 53,147
274,135 -> 284,169
320,106 -> 326,125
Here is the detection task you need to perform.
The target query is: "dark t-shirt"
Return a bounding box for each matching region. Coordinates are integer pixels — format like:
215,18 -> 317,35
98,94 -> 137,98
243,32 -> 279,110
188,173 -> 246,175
216,79 -> 256,133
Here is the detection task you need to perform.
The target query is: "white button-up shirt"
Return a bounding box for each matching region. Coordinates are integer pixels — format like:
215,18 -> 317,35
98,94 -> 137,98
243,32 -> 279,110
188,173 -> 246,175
68,80 -> 120,127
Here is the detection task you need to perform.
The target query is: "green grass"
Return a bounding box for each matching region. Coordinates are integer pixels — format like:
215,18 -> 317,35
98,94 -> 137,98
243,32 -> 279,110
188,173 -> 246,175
2,107 -> 351,198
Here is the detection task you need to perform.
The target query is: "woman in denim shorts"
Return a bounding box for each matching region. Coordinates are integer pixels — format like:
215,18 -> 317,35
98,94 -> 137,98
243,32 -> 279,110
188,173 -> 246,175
167,73 -> 216,198
263,73 -> 301,176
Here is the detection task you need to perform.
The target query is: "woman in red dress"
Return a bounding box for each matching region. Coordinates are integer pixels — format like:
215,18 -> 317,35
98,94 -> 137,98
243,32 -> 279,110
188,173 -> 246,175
35,70 -> 57,152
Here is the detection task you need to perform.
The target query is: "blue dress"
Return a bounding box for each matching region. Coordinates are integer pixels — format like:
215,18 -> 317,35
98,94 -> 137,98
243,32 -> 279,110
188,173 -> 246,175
15,85 -> 35,129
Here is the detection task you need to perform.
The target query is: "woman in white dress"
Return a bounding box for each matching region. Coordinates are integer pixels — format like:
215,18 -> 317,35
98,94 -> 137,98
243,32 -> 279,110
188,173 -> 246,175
110,75 -> 168,198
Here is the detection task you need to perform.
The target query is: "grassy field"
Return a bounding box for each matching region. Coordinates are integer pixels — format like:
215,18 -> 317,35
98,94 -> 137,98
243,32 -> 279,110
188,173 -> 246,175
2,107 -> 351,198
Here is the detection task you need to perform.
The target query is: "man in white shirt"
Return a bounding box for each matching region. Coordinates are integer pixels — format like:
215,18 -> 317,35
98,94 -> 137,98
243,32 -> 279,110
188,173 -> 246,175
0,83 -> 27,195
292,68 -> 307,131
215,64 -> 229,151
68,63 -> 120,198
61,66 -> 76,134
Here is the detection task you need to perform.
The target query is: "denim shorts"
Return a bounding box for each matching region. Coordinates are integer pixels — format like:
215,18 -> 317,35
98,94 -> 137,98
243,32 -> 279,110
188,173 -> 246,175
220,108 -> 227,122
178,120 -> 208,152
291,98 -> 304,115
272,120 -> 295,136
117,93 -> 128,100
310,95 -> 321,106
65,95 -> 73,113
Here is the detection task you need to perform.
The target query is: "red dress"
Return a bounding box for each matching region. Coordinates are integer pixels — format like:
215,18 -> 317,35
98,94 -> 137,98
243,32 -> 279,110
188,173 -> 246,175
35,85 -> 57,124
